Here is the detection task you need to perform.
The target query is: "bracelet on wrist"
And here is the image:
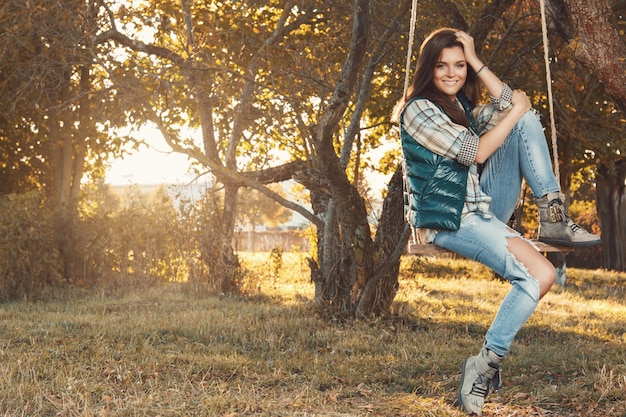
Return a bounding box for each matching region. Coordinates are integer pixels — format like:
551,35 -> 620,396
476,65 -> 488,76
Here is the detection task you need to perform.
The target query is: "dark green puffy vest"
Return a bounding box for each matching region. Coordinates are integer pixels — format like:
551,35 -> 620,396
401,97 -> 470,231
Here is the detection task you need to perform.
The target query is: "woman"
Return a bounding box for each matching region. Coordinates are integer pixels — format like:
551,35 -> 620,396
393,28 -> 601,415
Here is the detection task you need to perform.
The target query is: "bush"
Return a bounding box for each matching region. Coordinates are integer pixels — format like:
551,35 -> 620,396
107,185 -> 186,284
0,183 -> 253,298
0,192 -> 62,300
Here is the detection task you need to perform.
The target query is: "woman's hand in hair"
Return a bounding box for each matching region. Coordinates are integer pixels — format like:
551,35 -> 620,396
454,31 -> 481,70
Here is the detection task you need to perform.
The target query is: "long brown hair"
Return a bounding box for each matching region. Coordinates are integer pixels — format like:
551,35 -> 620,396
392,28 -> 481,126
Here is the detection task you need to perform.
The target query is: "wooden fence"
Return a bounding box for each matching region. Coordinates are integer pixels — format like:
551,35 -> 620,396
233,230 -> 310,252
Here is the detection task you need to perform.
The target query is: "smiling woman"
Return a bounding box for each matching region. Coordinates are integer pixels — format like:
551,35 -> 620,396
106,125 -> 195,186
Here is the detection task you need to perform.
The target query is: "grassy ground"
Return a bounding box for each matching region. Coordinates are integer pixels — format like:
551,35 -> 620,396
0,253 -> 624,416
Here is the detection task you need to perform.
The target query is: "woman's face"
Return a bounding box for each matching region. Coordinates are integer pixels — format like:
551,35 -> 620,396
433,46 -> 467,101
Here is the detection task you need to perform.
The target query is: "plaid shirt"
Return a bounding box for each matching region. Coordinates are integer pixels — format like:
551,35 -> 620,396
402,84 -> 514,243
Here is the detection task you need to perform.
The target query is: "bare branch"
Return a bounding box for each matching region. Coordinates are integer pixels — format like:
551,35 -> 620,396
149,107 -> 321,228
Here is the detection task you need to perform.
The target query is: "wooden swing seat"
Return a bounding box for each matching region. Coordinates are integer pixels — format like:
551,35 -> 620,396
408,240 -> 574,256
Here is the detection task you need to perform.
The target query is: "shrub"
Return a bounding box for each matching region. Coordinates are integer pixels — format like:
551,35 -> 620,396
0,192 -> 62,300
108,185 -> 184,283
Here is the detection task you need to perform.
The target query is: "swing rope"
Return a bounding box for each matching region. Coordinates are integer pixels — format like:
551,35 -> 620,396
403,0 -> 419,96
539,0 -> 560,184
402,0 -> 419,244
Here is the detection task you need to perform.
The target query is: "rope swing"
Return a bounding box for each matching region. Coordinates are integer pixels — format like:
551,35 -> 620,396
403,1 -> 571,255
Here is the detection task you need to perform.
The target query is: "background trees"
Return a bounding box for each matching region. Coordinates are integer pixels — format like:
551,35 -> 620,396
545,0 -> 626,270
0,0 -> 624,307
0,0 -> 130,282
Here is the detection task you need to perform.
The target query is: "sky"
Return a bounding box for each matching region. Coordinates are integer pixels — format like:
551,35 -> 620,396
106,146 -> 194,186
106,125 -> 196,186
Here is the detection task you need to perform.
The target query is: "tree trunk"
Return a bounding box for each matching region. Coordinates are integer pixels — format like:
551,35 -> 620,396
596,161 -> 626,271
49,73 -> 72,209
307,0 -> 374,313
202,183 -> 241,294
309,179 -> 375,312
50,66 -> 90,281
356,167 -> 410,316
547,0 -> 626,113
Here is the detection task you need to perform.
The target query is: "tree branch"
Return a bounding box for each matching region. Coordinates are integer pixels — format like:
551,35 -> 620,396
340,0 -> 411,169
148,107 -> 322,228
96,29 -> 186,67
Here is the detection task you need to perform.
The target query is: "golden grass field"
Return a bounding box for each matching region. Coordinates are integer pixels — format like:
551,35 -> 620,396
0,253 -> 624,416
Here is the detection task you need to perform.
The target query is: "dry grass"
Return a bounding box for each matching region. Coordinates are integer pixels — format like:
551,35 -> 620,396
0,253 -> 624,416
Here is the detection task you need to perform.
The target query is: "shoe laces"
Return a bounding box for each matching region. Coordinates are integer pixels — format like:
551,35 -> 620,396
569,221 -> 582,234
470,368 -> 501,399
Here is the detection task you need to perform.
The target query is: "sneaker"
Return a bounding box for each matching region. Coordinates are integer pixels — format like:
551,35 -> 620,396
458,348 -> 503,415
536,193 -> 601,247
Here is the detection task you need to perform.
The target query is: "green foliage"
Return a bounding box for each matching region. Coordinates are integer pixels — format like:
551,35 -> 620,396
74,182 -> 120,284
178,187 -> 242,292
76,183 -> 243,293
0,0 -> 126,199
0,192 -> 61,300
0,184 -> 234,299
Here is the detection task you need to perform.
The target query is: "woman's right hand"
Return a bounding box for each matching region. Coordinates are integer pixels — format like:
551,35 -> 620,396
512,89 -> 532,116
475,89 -> 533,163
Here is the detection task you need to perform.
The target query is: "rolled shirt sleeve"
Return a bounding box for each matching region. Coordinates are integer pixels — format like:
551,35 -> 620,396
402,99 -> 479,166
474,83 -> 514,134
490,82 -> 513,111
456,131 -> 479,166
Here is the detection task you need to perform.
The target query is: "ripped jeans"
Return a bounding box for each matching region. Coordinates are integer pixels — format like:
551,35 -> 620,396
433,111 -> 560,357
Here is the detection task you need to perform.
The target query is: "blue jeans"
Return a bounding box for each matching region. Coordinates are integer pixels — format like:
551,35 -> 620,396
433,111 -> 560,356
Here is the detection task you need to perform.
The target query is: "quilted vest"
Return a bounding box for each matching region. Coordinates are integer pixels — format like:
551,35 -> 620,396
401,97 -> 470,231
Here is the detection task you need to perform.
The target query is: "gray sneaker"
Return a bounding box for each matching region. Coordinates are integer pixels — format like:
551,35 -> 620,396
458,348 -> 504,415
536,192 -> 601,247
